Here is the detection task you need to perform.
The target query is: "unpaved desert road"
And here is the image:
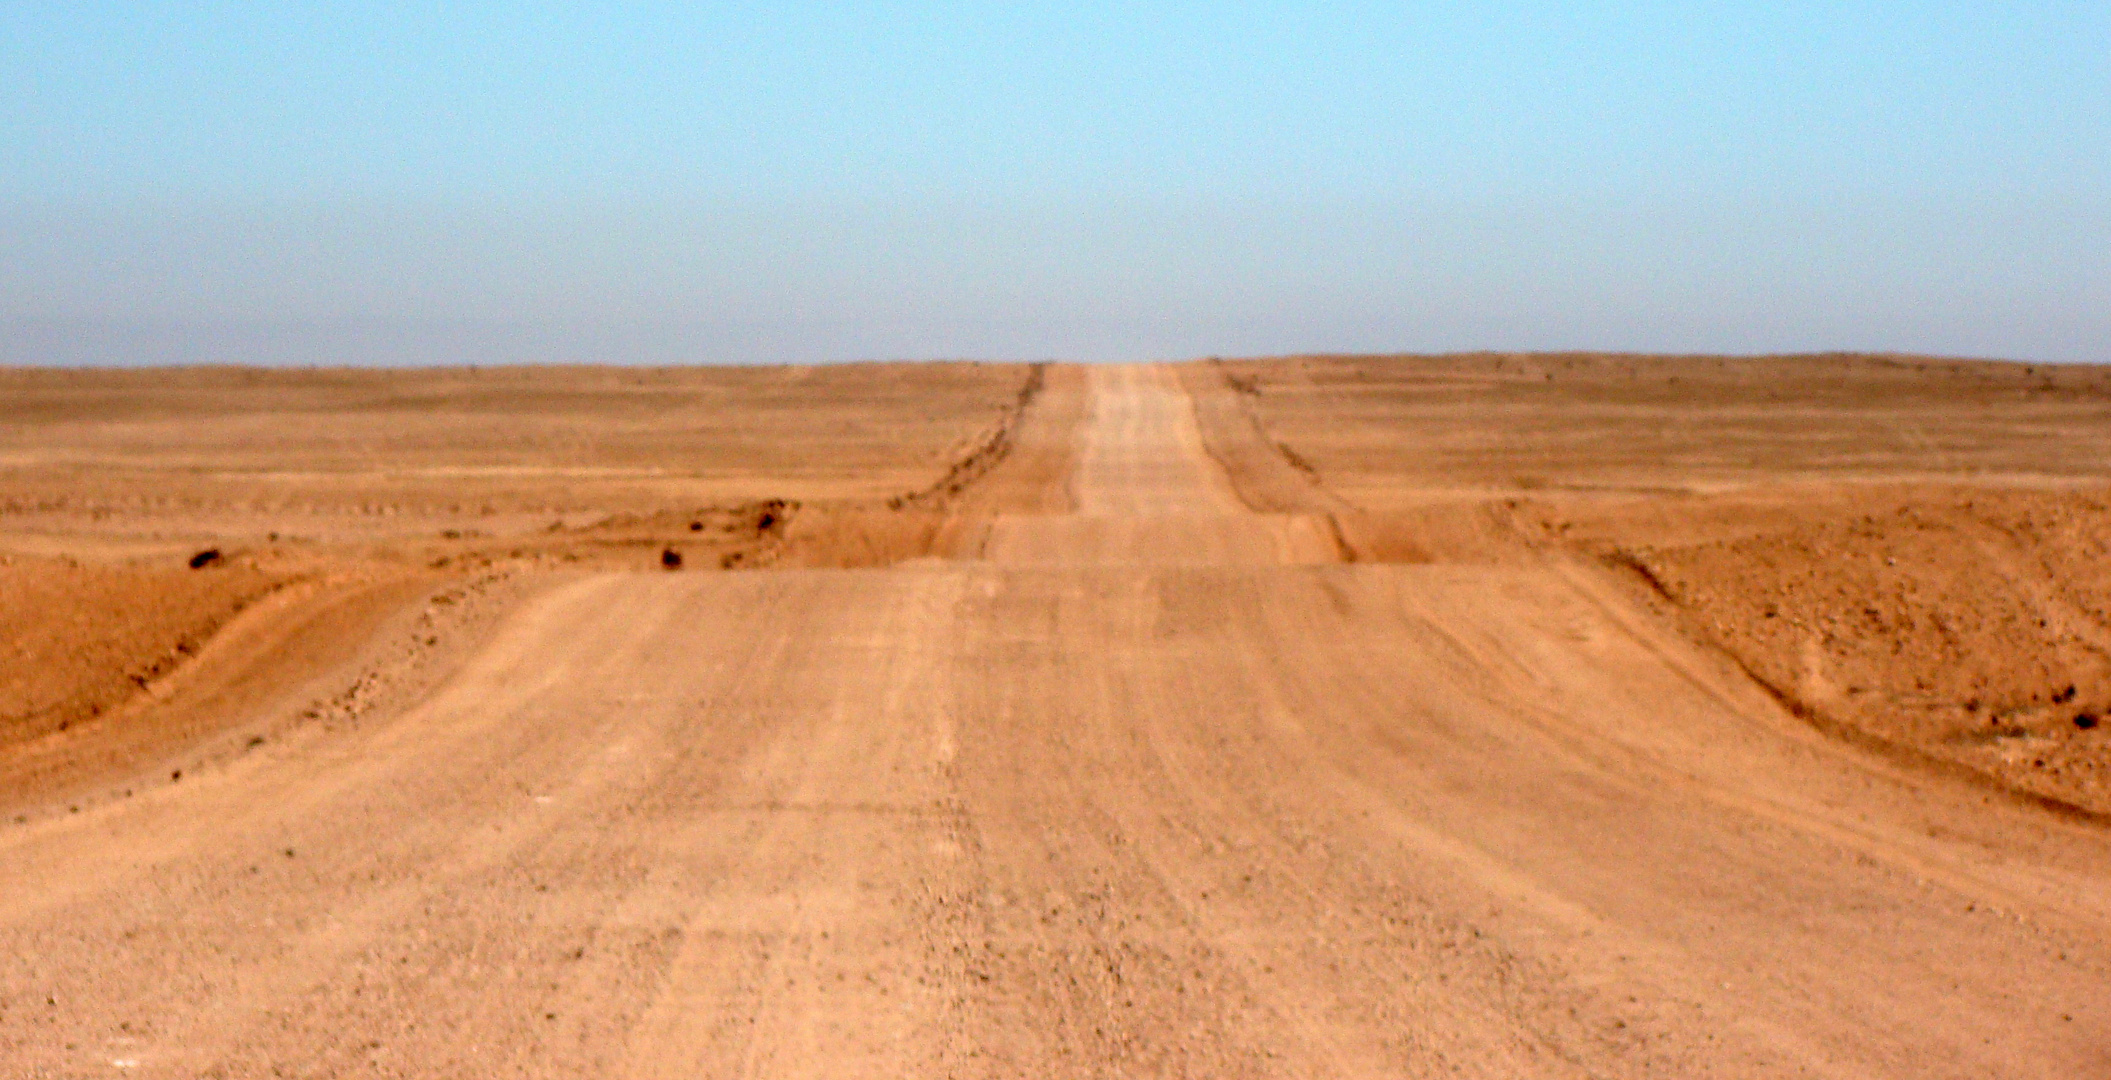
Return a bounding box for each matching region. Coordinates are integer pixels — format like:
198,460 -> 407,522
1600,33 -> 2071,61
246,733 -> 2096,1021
6,365 -> 2111,1077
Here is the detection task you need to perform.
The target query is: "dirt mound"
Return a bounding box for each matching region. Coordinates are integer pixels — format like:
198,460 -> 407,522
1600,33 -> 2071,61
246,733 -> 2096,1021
775,363 -> 1088,566
1556,486 -> 2111,815
431,499 -> 799,572
889,363 -> 1049,510
0,361 -> 1044,792
1209,353 -> 2111,816
0,554 -> 281,747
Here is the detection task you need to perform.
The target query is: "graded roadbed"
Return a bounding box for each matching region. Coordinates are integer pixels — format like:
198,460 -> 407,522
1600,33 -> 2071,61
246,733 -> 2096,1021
3,358 -> 2109,1077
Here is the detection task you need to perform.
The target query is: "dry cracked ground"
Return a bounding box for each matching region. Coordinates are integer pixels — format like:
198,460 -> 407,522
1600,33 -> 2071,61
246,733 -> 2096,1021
3,355 -> 2111,1078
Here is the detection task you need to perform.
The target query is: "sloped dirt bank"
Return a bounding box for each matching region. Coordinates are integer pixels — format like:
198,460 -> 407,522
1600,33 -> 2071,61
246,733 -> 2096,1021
1533,485 -> 2111,817
0,362 -> 1049,801
1207,353 -> 2111,818
1,554 -> 282,747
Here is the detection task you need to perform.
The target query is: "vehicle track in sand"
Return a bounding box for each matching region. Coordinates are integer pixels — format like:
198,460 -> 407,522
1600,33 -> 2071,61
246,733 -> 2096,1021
4,363 -> 2110,1077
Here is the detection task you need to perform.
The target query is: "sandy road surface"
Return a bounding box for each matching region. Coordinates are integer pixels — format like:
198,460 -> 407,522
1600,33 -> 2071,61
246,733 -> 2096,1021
984,366 -> 1337,567
6,365 -> 2111,1077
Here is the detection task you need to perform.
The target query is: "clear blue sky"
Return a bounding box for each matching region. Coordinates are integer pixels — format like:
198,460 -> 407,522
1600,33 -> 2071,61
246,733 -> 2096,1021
3,3 -> 2106,364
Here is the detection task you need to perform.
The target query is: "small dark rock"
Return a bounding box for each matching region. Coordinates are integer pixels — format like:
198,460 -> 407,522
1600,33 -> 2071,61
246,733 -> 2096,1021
170,769 -> 181,781
2054,685 -> 2078,704
660,547 -> 683,570
2078,713 -> 2100,730
188,548 -> 223,569
688,521 -> 704,532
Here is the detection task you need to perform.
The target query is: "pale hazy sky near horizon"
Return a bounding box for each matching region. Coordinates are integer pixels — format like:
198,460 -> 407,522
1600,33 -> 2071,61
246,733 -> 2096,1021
3,3 -> 2107,365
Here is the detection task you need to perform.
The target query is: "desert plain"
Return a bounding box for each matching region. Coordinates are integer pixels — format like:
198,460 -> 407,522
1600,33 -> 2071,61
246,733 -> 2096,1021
3,354 -> 2111,1076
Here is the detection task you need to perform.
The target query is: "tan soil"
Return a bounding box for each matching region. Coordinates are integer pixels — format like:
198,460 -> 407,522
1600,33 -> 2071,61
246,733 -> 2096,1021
1542,486 -> 2111,817
0,361 -> 1038,793
1212,353 -> 2111,817
0,554 -> 277,744
2,357 -> 2109,1077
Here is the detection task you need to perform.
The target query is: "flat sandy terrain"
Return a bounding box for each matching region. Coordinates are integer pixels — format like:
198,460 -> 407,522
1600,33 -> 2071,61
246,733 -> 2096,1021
4,356 -> 2110,1076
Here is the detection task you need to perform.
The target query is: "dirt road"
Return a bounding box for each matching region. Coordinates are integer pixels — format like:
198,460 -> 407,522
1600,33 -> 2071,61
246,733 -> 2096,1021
6,365 -> 2111,1077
